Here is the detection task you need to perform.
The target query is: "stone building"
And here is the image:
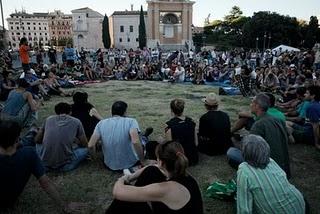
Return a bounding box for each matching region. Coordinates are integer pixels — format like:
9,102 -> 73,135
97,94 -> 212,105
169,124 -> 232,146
48,10 -> 73,48
147,0 -> 194,50
71,7 -> 104,51
109,6 -> 148,50
7,11 -> 50,49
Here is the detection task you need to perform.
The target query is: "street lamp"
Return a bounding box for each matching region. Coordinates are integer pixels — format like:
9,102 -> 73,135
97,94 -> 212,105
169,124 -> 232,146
202,35 -> 206,47
268,34 -> 272,49
263,32 -> 267,52
256,37 -> 259,50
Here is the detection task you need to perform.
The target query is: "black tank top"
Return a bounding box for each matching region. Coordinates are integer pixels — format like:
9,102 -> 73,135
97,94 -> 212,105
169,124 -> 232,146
152,175 -> 203,214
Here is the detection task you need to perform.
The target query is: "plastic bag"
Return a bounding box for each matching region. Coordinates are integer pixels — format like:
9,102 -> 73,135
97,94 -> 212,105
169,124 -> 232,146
205,179 -> 236,201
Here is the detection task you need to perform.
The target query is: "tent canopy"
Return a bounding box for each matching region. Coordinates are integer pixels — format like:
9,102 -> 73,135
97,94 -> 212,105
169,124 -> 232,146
272,45 -> 300,53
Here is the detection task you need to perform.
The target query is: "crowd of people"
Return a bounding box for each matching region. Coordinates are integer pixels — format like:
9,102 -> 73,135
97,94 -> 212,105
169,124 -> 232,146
0,37 -> 319,213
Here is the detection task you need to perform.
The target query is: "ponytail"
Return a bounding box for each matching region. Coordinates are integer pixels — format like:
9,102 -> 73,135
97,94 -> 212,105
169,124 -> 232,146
156,141 -> 189,179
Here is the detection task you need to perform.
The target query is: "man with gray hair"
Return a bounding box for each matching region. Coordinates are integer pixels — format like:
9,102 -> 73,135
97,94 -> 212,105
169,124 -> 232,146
237,134 -> 305,214
227,93 -> 291,178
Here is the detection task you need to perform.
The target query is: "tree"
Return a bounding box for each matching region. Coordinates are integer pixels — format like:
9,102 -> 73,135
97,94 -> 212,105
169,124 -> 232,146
305,16 -> 319,48
102,14 -> 111,49
138,5 -> 147,49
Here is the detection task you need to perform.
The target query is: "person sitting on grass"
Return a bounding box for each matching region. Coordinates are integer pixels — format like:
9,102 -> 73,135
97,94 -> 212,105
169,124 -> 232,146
43,71 -> 71,97
288,86 -> 320,149
88,101 -> 150,171
231,93 -> 285,134
106,141 -> 203,214
198,93 -> 232,156
237,134 -> 306,214
228,93 -> 291,178
35,102 -> 88,172
165,99 -> 198,165
71,91 -> 103,139
0,120 -> 84,213
0,78 -> 40,128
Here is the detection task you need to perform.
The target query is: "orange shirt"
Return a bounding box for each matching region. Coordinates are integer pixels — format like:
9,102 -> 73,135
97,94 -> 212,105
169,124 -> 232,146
19,44 -> 29,64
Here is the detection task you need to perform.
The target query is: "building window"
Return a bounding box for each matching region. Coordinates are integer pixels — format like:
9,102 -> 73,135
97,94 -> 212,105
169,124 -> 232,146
119,38 -> 122,43
11,32 -> 14,35
130,26 -> 133,32
11,26 -> 13,30
34,27 -> 36,30
39,27 -> 41,30
40,33 -> 42,35
52,21 -> 54,25
27,22 -> 30,25
120,26 -> 124,32
45,33 -> 47,35
39,23 -> 41,25
29,33 -> 31,35
127,38 -> 130,42
86,13 -> 89,17
136,38 -> 139,42
33,23 -> 36,25
53,32 -> 55,34
9,22 -> 13,24
34,33 -> 36,35
44,27 -> 46,30
22,27 -> 24,30
28,27 -> 30,30
16,26 -> 19,30
17,32 -> 20,35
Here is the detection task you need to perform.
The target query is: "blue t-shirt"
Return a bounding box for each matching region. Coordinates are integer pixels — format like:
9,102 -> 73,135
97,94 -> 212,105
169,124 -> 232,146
94,116 -> 140,170
2,90 -> 26,116
297,101 -> 310,119
0,147 -> 45,209
64,47 -> 75,61
306,101 -> 320,123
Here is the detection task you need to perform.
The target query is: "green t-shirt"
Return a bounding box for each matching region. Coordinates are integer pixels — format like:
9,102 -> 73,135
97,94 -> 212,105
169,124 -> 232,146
267,107 -> 286,121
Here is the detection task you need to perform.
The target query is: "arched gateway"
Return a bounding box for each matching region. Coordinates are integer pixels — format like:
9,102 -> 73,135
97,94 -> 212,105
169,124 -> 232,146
147,0 -> 195,50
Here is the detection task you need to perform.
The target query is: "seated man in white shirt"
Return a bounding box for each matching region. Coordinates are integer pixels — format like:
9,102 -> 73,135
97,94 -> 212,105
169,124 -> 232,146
174,62 -> 185,83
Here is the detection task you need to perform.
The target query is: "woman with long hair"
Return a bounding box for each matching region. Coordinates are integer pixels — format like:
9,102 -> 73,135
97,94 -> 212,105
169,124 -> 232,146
106,141 -> 203,214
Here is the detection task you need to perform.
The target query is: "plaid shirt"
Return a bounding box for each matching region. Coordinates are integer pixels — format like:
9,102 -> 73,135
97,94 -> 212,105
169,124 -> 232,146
235,74 -> 254,97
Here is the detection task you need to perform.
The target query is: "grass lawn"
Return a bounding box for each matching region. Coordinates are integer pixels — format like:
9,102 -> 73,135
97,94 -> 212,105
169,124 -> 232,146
4,81 -> 320,214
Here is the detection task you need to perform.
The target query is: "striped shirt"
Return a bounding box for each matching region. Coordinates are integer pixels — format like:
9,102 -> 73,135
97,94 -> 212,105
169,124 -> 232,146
237,159 -> 305,214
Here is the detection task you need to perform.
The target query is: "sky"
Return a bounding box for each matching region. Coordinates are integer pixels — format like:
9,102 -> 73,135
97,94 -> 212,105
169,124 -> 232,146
1,0 -> 320,28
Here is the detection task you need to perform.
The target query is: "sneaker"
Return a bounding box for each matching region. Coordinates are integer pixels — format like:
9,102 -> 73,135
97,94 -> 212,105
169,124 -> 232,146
143,127 -> 153,137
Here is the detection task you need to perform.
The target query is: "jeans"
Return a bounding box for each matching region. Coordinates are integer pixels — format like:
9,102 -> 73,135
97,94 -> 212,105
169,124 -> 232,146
226,147 -> 244,169
36,145 -> 88,172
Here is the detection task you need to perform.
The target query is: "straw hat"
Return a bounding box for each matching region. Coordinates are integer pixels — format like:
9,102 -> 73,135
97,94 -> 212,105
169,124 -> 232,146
202,93 -> 219,106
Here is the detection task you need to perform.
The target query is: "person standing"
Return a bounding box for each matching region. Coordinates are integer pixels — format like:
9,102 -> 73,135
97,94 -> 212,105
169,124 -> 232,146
19,38 -> 30,72
48,46 -> 57,64
64,43 -> 75,68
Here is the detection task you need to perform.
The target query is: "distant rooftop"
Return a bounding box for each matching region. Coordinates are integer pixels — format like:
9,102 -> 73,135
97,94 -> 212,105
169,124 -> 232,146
112,11 -> 148,16
9,11 -> 49,18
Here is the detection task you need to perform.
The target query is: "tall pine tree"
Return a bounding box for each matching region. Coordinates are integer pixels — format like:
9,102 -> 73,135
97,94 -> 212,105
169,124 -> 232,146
102,14 -> 111,49
139,6 -> 147,49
